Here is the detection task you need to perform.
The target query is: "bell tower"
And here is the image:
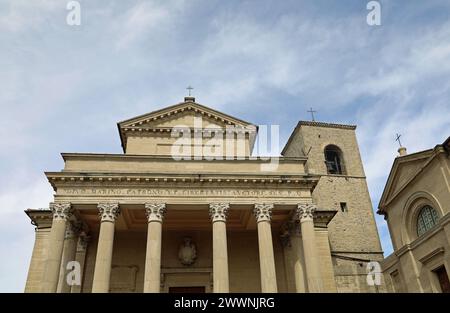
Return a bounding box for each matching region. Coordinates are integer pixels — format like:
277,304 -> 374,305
282,121 -> 385,292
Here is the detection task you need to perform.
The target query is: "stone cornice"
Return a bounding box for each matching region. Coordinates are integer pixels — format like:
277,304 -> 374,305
395,213 -> 450,255
298,121 -> 357,130
24,209 -> 53,229
46,172 -> 319,191
379,252 -> 399,272
289,208 -> 337,227
280,208 -> 337,246
25,208 -> 90,233
418,247 -> 445,264
313,209 -> 338,227
395,243 -> 413,257
121,126 -> 256,135
394,214 -> 450,259
60,153 -> 308,163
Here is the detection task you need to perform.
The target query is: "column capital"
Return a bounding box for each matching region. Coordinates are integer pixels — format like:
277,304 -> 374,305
297,203 -> 317,221
50,202 -> 72,221
209,203 -> 229,222
145,203 -> 166,223
253,203 -> 274,223
98,203 -> 120,222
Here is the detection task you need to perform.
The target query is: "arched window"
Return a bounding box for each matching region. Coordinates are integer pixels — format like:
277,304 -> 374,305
324,145 -> 345,175
417,205 -> 439,236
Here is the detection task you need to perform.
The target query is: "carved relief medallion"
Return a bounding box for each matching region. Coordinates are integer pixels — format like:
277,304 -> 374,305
178,237 -> 197,266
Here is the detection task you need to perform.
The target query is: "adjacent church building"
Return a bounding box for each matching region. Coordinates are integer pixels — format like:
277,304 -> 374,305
24,97 -> 385,293
378,137 -> 450,293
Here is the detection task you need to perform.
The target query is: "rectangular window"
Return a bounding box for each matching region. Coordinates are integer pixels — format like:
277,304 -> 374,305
340,202 -> 348,212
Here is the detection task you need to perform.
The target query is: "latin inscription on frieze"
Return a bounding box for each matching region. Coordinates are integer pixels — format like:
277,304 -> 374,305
58,187 -> 303,198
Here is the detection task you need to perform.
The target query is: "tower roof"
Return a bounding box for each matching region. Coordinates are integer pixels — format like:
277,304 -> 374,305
281,121 -> 357,155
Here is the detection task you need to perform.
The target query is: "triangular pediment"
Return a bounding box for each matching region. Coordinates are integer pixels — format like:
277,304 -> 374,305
119,101 -> 254,129
378,149 -> 434,211
117,99 -> 257,152
391,158 -> 428,193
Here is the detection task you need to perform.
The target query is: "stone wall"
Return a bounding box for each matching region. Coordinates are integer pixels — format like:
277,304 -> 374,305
24,228 -> 51,292
380,152 -> 450,292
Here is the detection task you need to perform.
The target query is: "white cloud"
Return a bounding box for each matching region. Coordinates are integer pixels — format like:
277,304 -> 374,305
192,8 -> 450,256
114,1 -> 185,50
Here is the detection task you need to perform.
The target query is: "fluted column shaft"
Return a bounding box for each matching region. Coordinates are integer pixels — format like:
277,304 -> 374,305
143,203 -> 166,293
209,203 -> 230,293
254,204 -> 277,293
92,203 -> 120,293
42,203 -> 72,293
297,204 -> 323,292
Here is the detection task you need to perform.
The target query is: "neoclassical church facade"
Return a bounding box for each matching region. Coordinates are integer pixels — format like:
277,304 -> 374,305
379,138 -> 450,293
24,97 -> 384,293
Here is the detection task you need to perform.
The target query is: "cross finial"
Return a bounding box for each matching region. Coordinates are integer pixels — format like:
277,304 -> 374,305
186,85 -> 194,96
395,133 -> 402,147
307,107 -> 317,121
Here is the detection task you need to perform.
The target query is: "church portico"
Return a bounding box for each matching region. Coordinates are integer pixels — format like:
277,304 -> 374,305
30,194 -> 335,292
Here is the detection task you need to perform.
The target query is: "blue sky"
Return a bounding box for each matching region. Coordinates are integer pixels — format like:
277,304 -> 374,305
1,0 -> 450,292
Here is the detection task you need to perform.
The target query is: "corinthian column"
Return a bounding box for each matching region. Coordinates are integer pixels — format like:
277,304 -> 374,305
71,233 -> 90,293
92,203 -> 120,293
254,203 -> 277,293
297,203 -> 323,292
143,203 -> 166,293
209,203 -> 230,293
42,202 -> 72,293
57,221 -> 81,293
281,221 -> 307,293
